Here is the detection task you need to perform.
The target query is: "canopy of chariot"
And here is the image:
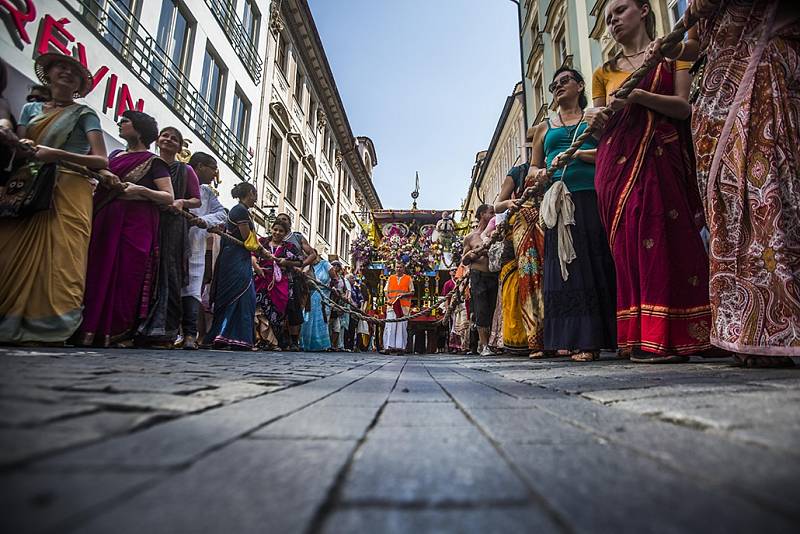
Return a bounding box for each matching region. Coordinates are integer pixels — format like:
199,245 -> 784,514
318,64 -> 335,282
350,209 -> 469,321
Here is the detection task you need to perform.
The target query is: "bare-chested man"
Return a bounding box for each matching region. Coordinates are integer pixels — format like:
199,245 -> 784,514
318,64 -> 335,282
461,204 -> 498,356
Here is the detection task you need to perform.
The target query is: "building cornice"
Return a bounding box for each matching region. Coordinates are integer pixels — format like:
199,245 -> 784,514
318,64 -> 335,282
475,84 -> 523,191
283,0 -> 382,210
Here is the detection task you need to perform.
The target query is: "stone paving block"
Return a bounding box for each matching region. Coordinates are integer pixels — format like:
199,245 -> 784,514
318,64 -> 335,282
531,397 -> 800,518
388,364 -> 450,403
82,392 -> 222,414
341,426 -> 529,505
321,506 -> 562,534
192,382 -> 269,403
38,365 -> 387,469
0,385 -> 76,404
0,412 -> 170,467
450,366 -> 564,400
0,471 -> 158,534
378,402 -> 471,427
59,377 -> 211,395
252,405 -> 378,440
71,439 -> 356,534
505,440 -> 797,534
466,407 -> 597,444
0,399 -> 97,426
582,383 -> 762,404
426,367 -> 538,409
609,389 -> 800,452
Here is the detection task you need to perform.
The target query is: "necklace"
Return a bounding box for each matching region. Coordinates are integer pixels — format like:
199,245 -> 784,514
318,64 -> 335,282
557,110 -> 584,134
621,49 -> 647,59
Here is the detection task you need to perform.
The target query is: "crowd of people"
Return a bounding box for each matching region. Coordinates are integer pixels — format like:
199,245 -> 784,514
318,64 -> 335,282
0,52 -> 375,353
0,0 -> 797,368
448,0 -> 798,368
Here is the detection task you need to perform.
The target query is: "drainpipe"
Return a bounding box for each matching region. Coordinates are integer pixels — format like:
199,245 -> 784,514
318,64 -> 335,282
509,0 -> 529,133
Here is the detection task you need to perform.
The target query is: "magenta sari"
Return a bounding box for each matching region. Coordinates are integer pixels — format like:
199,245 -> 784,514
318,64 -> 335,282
595,62 -> 711,356
77,151 -> 170,346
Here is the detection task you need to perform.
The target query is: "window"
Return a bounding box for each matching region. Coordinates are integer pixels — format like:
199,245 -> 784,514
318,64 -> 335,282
266,130 -> 282,185
241,0 -> 260,44
90,0 -> 134,53
667,0 -> 687,26
339,229 -> 350,262
307,97 -> 316,130
294,64 -> 304,103
200,46 -> 225,112
198,46 -> 226,137
318,197 -> 331,241
327,134 -> 335,163
554,26 -> 567,66
343,172 -> 352,198
301,176 -> 312,218
276,32 -> 288,74
230,88 -> 250,144
286,155 -> 298,204
153,0 -> 192,101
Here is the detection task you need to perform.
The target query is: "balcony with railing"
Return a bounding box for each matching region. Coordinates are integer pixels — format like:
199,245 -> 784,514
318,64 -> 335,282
72,0 -> 252,179
203,0 -> 263,84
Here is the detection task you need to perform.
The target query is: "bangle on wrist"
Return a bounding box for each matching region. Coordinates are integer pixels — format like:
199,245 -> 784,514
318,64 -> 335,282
666,41 -> 685,60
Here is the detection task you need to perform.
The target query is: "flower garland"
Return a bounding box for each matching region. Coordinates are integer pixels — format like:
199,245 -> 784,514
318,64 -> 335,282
350,233 -> 376,271
377,234 -> 435,274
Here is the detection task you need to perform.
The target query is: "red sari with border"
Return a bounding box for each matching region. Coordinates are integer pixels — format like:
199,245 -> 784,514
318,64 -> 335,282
595,61 -> 711,355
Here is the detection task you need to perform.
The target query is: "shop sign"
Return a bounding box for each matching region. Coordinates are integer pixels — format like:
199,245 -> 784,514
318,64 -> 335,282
1,0 -> 145,117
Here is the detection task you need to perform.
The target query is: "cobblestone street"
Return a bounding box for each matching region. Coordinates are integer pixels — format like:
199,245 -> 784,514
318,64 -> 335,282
0,348 -> 798,533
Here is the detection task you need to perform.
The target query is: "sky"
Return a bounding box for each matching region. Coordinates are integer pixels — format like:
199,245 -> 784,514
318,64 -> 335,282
308,0 -> 521,211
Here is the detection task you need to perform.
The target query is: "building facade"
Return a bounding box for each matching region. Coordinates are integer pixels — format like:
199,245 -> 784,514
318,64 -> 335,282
1,0 -> 382,266
517,0 -> 688,128
255,0 -> 381,266
1,0 -> 268,205
463,82 -> 525,221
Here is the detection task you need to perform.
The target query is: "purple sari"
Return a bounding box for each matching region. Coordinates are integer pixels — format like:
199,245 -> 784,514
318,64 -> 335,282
77,150 -> 170,346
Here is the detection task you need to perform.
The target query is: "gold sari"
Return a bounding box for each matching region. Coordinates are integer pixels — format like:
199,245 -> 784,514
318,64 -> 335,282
0,105 -> 96,342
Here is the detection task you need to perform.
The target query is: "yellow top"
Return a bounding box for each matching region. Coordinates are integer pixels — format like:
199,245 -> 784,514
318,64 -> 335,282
591,60 -> 692,102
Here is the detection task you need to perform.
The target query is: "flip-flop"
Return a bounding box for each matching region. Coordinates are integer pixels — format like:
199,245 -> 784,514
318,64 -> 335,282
630,353 -> 690,364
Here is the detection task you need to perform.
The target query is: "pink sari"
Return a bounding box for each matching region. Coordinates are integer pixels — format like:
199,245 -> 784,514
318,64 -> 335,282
77,151 -> 170,346
595,62 -> 711,355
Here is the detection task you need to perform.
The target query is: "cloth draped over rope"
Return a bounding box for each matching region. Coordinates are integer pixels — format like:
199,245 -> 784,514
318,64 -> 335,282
540,181 -> 575,281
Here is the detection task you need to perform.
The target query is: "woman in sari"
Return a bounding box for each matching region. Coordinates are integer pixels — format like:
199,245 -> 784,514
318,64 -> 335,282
254,218 -> 301,350
204,182 -> 258,350
652,0 -> 799,367
587,0 -> 711,363
76,111 -> 174,347
0,53 -> 108,343
532,68 -> 617,362
495,160 -> 545,357
137,127 -> 201,347
301,254 -> 333,352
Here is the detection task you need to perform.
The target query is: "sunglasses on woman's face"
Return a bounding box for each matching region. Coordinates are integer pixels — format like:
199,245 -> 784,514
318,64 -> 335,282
117,117 -> 131,126
549,76 -> 576,93
26,94 -> 48,103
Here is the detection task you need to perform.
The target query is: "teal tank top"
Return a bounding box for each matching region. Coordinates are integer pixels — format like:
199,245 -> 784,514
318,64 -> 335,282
543,120 -> 597,193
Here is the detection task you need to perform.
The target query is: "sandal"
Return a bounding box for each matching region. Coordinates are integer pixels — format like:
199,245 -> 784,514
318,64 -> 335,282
630,350 -> 689,364
529,350 -> 557,359
571,351 -> 600,362
617,348 -> 632,359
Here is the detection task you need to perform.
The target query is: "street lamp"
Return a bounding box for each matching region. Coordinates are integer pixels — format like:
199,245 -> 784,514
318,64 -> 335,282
508,0 -> 529,132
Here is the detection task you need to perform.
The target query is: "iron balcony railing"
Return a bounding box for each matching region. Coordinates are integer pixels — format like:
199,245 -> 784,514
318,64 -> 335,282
203,0 -> 263,84
68,0 -> 252,178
